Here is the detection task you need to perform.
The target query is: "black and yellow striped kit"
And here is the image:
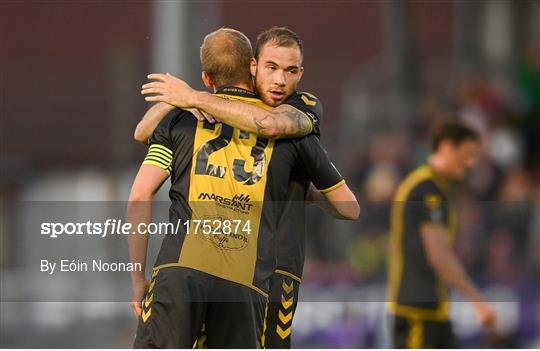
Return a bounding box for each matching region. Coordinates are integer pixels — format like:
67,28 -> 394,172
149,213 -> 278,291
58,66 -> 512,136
387,164 -> 458,348
262,91 -> 330,348
142,87 -> 342,296
134,87 -> 343,348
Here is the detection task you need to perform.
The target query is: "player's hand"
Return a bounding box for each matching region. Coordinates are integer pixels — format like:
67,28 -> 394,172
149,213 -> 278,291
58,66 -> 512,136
186,108 -> 216,123
131,278 -> 150,319
141,73 -> 196,108
473,301 -> 496,329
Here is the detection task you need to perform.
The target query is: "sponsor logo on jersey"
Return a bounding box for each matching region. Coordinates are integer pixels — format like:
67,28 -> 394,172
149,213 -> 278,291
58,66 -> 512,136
198,192 -> 253,213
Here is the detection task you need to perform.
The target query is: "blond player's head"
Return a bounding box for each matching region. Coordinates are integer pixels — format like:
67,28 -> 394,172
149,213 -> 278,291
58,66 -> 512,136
200,28 -> 253,90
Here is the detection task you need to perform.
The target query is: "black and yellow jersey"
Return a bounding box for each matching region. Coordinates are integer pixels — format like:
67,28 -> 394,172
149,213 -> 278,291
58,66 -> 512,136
142,87 -> 343,297
284,91 -> 322,136
387,165 -> 457,321
273,91 -> 329,282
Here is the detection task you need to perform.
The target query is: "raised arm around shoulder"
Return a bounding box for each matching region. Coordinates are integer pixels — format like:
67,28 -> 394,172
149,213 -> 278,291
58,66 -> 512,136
192,91 -> 313,138
134,102 -> 175,145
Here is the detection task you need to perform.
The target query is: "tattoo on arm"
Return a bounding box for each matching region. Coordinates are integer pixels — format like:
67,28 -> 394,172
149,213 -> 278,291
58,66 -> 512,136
253,114 -> 274,134
251,106 -> 311,138
282,106 -> 311,137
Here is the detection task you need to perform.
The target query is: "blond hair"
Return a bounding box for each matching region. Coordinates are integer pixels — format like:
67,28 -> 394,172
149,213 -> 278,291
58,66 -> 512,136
200,28 -> 253,87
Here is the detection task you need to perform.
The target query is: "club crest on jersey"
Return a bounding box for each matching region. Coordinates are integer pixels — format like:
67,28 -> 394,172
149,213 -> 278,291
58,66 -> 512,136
424,193 -> 443,223
201,215 -> 249,251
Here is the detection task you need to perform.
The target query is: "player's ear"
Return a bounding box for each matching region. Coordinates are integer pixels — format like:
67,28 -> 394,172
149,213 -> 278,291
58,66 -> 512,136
250,58 -> 257,77
201,71 -> 213,90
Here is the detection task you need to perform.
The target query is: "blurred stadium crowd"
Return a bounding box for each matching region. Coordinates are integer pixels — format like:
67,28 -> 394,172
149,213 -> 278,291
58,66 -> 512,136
297,40 -> 540,348
307,39 -> 540,276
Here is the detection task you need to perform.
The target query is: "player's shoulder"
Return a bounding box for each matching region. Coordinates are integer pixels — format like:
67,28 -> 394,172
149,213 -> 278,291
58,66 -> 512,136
150,109 -> 197,146
218,89 -> 272,111
394,165 -> 441,201
409,178 -> 441,201
284,91 -> 323,135
166,108 -> 198,129
156,108 -> 182,126
253,98 -> 273,111
285,91 -> 322,109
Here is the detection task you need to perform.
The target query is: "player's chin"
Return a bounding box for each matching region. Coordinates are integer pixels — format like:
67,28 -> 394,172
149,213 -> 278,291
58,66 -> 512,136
274,98 -> 287,106
271,95 -> 288,106
262,97 -> 282,108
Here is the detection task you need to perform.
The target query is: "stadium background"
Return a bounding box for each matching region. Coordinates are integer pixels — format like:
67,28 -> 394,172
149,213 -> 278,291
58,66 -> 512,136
1,0 -> 539,348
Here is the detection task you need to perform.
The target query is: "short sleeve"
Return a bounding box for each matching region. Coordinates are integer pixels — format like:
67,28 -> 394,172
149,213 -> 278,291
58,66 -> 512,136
283,92 -> 323,136
142,110 -> 177,174
293,134 -> 344,192
147,110 -> 177,149
409,182 -> 445,226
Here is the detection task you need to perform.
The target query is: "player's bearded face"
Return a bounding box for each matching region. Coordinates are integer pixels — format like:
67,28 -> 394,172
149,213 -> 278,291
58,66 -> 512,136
251,44 -> 304,107
449,140 -> 481,179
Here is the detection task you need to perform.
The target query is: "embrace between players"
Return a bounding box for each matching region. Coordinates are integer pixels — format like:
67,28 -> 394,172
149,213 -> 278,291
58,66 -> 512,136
127,26 -> 495,349
127,27 -> 359,348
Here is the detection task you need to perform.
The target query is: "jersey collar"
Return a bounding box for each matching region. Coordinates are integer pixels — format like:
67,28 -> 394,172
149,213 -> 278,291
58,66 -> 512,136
425,164 -> 450,193
216,86 -> 257,98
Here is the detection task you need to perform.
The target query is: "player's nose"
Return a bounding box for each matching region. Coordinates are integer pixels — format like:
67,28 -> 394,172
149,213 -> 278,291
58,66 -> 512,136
273,71 -> 286,86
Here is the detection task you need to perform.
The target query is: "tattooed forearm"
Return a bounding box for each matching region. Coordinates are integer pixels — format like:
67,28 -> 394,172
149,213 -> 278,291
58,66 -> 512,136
253,114 -> 276,135
281,107 -> 311,138
194,92 -> 315,138
251,107 -> 310,139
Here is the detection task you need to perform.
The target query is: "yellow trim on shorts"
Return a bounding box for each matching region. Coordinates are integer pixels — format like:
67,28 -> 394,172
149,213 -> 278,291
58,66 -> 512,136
261,302 -> 268,347
274,269 -> 302,283
406,318 -> 424,348
387,301 -> 450,321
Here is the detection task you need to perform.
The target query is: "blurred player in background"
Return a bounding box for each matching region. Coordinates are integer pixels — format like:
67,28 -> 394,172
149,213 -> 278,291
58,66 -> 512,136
387,122 -> 497,348
128,28 -> 359,348
139,26 -> 349,348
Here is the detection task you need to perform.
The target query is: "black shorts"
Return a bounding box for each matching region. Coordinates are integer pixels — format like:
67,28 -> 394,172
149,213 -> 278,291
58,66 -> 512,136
263,271 -> 301,349
392,315 -> 458,348
133,266 -> 267,348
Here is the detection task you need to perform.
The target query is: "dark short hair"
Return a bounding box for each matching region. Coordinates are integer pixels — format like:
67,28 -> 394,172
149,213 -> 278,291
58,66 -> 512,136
432,122 -> 480,151
200,28 -> 253,87
254,26 -> 304,61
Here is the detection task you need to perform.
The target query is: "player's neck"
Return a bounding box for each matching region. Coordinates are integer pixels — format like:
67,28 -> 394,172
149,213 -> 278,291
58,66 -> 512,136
427,155 -> 450,181
233,82 -> 253,92
214,82 -> 253,93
